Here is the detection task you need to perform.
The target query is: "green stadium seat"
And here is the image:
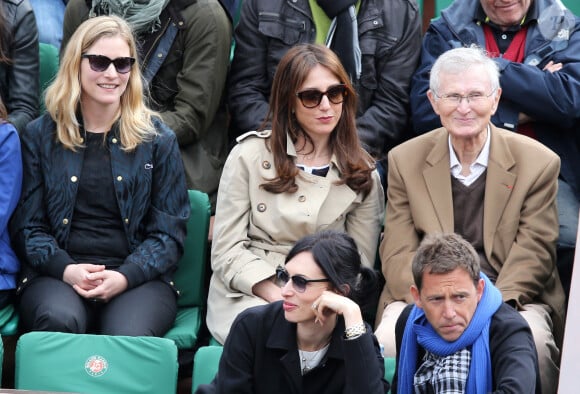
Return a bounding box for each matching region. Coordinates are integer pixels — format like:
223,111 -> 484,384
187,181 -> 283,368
15,331 -> 178,393
191,345 -> 397,393
38,43 -> 59,113
192,345 -> 223,392
562,0 -> 580,17
0,304 -> 18,336
163,190 -> 211,349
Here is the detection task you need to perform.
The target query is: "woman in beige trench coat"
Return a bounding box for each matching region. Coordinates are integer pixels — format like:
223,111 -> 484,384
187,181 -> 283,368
207,44 -> 385,344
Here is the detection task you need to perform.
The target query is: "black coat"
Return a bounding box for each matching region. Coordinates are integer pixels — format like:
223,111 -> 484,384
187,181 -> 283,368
198,301 -> 390,394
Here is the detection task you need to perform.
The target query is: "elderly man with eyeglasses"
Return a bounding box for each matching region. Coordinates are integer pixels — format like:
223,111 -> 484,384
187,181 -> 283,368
374,46 -> 565,394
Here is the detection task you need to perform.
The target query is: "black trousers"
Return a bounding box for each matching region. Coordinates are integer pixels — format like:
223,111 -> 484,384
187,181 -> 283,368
18,276 -> 177,336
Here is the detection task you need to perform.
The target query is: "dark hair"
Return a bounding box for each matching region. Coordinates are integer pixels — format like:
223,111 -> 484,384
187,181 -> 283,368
285,230 -> 379,313
0,2 -> 12,64
261,43 -> 374,196
412,233 -> 481,291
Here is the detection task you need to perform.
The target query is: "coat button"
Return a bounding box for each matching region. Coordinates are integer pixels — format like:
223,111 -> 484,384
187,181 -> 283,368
117,176 -> 123,181
22,277 -> 28,284
298,195 -> 306,202
157,53 -> 163,58
124,218 -> 129,224
62,218 -> 69,225
112,138 -> 118,144
257,203 -> 267,212
70,176 -> 78,183
262,160 -> 271,169
79,138 -> 84,143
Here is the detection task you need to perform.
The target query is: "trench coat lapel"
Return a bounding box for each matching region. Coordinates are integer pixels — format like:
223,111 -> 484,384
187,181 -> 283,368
483,126 -> 516,262
423,129 -> 454,232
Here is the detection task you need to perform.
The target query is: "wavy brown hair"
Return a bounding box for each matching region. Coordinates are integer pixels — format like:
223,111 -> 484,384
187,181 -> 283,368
260,44 -> 374,196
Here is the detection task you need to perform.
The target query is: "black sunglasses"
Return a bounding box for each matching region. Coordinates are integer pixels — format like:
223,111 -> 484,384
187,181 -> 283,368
82,54 -> 135,74
295,84 -> 347,108
275,266 -> 330,293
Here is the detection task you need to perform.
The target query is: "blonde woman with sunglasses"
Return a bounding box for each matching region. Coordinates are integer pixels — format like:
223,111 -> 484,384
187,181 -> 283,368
207,43 -> 384,345
10,15 -> 189,336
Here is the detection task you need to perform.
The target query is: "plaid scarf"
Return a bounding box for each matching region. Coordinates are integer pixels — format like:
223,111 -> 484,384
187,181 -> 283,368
398,273 -> 502,394
89,0 -> 171,34
414,348 -> 471,393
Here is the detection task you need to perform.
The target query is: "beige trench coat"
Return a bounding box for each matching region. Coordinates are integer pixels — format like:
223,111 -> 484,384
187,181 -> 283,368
207,130 -> 384,343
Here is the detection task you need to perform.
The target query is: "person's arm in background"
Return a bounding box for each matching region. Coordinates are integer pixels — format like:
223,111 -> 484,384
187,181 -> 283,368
227,0 -> 273,134
61,0 -> 89,55
6,2 -> 39,133
0,123 -> 22,233
159,1 -> 232,146
408,23 -> 450,135
493,31 -> 580,130
344,170 -> 384,268
356,0 -> 422,157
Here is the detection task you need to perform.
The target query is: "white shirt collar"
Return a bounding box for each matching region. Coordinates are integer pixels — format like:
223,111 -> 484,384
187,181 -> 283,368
448,126 -> 491,186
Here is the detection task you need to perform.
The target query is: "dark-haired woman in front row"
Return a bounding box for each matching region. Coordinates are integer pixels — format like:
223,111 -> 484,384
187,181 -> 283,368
197,230 -> 389,393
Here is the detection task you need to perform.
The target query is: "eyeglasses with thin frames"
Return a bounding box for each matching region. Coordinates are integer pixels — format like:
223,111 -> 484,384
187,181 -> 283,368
433,89 -> 497,106
295,84 -> 347,108
81,54 -> 136,74
275,266 -> 330,293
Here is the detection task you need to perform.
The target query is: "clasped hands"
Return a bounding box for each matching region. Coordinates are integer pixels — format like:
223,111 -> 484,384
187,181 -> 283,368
63,263 -> 128,302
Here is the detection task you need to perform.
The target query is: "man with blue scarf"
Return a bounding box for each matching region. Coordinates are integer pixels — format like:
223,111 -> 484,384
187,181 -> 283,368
392,233 -> 540,393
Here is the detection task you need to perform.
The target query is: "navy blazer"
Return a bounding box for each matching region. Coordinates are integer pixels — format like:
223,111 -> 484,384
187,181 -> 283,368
10,113 -> 190,291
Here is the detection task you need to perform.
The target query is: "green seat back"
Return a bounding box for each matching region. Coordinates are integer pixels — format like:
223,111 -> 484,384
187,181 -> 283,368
164,190 -> 211,349
0,333 -> 3,386
385,357 -> 396,393
433,0 -> 453,19
190,347 -> 394,393
0,303 -> 19,336
39,43 -> 59,113
192,345 -> 223,392
15,332 -> 178,393
562,0 -> 580,16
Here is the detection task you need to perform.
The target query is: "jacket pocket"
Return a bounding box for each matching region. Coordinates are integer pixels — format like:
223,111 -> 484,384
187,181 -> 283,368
258,12 -> 308,79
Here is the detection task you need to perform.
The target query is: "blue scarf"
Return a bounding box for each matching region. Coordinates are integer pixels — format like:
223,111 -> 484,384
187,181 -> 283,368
398,273 -> 502,394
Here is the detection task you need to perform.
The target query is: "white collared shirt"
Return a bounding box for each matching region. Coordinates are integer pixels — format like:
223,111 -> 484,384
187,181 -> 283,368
449,126 -> 490,186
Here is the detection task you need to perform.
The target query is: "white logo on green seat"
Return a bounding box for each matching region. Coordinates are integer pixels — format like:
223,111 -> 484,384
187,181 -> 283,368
85,355 -> 109,377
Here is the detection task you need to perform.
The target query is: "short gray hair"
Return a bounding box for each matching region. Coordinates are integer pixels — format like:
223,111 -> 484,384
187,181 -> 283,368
412,233 -> 481,291
429,46 -> 500,95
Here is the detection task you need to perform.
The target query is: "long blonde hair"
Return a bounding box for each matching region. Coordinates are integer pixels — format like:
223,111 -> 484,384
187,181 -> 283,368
45,15 -> 156,151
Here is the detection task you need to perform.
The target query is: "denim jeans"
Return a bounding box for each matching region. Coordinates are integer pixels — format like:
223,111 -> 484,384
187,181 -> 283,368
30,0 -> 66,49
